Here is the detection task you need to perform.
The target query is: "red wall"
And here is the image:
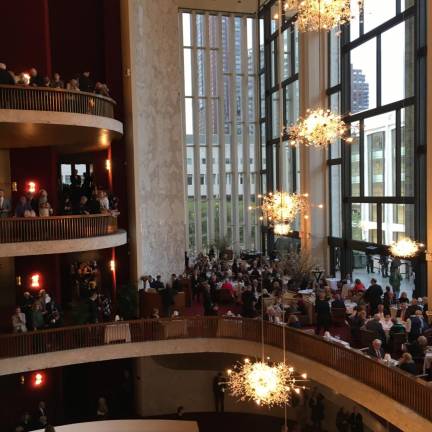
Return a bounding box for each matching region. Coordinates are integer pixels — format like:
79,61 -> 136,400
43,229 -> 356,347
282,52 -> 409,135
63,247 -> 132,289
15,255 -> 62,303
0,368 -> 63,430
48,0 -> 106,83
0,0 -> 51,76
9,147 -> 59,212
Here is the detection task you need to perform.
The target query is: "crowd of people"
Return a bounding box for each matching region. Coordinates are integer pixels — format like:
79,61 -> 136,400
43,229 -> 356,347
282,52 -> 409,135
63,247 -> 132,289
0,63 -> 110,97
70,260 -> 112,324
12,290 -> 62,333
14,401 -> 56,432
61,169 -> 120,217
0,173 -> 119,219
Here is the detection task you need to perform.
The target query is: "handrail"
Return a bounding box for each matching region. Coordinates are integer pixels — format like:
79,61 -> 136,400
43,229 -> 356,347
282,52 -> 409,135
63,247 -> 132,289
0,317 -> 430,420
0,84 -> 116,118
0,214 -> 118,243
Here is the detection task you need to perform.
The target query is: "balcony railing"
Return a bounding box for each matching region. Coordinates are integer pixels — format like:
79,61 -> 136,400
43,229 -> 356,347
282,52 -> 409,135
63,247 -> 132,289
0,84 -> 115,118
0,317 -> 431,421
0,214 -> 118,243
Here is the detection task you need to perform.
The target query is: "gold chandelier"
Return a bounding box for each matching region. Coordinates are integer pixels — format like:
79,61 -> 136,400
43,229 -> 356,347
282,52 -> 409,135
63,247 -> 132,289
288,108 -> 352,149
253,191 -> 309,235
389,238 -> 424,259
227,358 -> 307,407
285,0 -> 364,32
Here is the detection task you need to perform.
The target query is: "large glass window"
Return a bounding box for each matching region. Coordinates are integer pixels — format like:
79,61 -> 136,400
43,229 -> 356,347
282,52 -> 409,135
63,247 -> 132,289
328,0 -> 424,295
259,0 -> 300,252
181,11 -> 259,253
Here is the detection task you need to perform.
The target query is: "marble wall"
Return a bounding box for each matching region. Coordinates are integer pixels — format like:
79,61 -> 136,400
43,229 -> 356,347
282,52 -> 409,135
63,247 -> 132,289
124,0 -> 186,281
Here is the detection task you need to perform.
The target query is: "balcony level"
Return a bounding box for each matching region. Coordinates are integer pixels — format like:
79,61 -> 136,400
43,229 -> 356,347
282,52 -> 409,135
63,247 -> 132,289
0,85 -> 123,152
0,214 -> 126,257
0,317 -> 430,432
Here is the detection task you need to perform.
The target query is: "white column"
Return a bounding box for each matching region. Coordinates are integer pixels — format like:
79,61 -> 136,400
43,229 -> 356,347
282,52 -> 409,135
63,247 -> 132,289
299,31 -> 328,269
122,0 -> 186,281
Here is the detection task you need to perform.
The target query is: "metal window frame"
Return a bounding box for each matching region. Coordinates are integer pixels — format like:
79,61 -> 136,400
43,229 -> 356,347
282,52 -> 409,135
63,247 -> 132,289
327,1 -> 427,294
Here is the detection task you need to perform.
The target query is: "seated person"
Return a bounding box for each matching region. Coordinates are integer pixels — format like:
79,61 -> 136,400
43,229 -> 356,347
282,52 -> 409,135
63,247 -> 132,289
389,317 -> 406,335
397,302 -> 409,322
406,298 -> 422,318
367,338 -> 386,360
398,352 -> 417,375
331,294 -> 346,310
399,292 -> 410,304
15,196 -> 35,217
295,294 -> 307,315
408,335 -> 428,359
352,278 -> 366,294
365,314 -> 386,342
287,314 -> 302,329
381,314 -> 393,332
11,307 -> 27,333
78,196 -> 90,215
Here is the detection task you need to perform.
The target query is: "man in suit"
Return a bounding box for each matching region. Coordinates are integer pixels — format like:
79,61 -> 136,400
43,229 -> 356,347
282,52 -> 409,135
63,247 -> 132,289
213,372 -> 227,413
0,63 -> 15,85
0,189 -> 11,217
406,297 -> 422,318
365,279 -> 383,315
367,339 -> 385,359
366,314 -> 386,342
29,68 -> 44,87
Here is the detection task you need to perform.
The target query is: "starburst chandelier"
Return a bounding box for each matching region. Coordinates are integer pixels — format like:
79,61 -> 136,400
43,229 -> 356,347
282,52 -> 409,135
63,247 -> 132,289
253,191 -> 309,235
227,359 -> 307,407
285,0 -> 364,32
288,108 -> 352,149
389,238 -> 423,259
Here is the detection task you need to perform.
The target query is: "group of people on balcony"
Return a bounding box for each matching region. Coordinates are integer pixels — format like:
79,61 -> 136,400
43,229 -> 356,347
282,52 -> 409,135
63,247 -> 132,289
0,179 -> 119,220
12,289 -> 62,333
0,63 -> 110,97
62,169 -> 119,216
14,401 -> 56,432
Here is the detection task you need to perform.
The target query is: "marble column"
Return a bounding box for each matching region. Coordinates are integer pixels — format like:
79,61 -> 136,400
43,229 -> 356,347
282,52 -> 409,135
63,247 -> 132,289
121,0 -> 186,282
298,32 -> 329,270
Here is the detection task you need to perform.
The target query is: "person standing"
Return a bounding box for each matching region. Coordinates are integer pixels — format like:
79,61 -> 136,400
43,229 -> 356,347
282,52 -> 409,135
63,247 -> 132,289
29,68 -> 44,87
213,372 -> 227,413
315,292 -> 331,335
364,279 -> 383,315
349,406 -> 364,432
12,307 -> 27,333
0,189 -> 11,217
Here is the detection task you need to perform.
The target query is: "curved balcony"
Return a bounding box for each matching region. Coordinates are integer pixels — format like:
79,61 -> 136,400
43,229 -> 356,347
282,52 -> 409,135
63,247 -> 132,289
0,85 -> 123,152
0,317 -> 430,431
0,214 -> 127,257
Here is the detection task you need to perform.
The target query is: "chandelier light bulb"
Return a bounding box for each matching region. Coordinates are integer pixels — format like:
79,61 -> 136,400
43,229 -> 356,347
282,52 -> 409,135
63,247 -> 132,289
389,238 -> 422,259
285,0 -> 364,32
289,108 -> 351,149
227,360 -> 305,407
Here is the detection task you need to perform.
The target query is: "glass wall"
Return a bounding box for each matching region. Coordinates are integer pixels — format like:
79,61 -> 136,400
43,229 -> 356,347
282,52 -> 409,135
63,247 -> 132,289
181,11 -> 260,253
259,0 -> 300,252
328,0 -> 425,295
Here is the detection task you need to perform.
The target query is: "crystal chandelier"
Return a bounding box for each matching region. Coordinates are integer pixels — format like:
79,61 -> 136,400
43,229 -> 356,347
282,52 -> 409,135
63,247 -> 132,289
285,0 -> 364,32
288,108 -> 352,149
254,191 -> 310,235
227,359 -> 307,407
389,238 -> 423,259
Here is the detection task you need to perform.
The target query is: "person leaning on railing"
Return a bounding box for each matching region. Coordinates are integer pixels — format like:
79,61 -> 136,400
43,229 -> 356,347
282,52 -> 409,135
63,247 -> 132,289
0,62 -> 15,85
